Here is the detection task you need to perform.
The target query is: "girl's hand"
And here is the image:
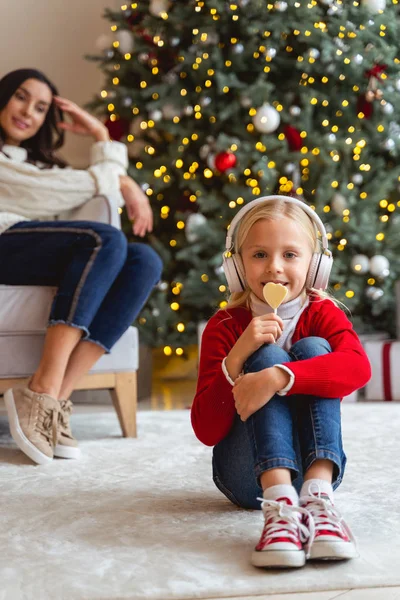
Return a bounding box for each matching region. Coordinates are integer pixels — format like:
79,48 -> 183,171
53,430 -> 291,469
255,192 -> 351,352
225,314 -> 284,380
54,96 -> 109,142
120,175 -> 153,237
233,367 -> 289,421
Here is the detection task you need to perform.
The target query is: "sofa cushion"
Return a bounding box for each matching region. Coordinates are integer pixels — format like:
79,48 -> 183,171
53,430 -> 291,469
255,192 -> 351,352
0,285 -> 56,333
0,326 -> 138,378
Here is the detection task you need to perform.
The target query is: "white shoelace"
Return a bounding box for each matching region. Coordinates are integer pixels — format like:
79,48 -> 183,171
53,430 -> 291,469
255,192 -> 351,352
257,497 -> 315,547
301,484 -> 356,556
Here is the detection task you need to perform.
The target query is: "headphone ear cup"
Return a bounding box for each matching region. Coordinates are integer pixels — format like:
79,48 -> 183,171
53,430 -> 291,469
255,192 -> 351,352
307,253 -> 333,290
222,253 -> 246,293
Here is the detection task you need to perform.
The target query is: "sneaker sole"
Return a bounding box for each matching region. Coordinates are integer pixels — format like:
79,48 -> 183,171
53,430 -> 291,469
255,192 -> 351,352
4,389 -> 53,465
54,444 -> 81,459
309,541 -> 358,561
251,549 -> 306,568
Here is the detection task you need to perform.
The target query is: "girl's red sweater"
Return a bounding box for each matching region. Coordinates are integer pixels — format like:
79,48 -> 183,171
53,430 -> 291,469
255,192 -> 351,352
191,297 -> 371,446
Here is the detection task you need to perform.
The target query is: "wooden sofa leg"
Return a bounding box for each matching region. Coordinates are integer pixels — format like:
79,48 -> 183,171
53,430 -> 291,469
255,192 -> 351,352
110,372 -> 137,438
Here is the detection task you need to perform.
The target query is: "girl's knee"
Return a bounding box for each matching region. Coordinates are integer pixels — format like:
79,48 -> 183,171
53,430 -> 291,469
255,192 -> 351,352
245,343 -> 290,373
291,336 -> 331,359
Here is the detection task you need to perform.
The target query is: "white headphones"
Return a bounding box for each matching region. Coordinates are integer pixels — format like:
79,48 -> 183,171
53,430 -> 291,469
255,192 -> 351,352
222,195 -> 333,293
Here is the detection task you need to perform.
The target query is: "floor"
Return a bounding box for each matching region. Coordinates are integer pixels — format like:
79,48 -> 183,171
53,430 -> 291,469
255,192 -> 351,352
1,379 -> 399,600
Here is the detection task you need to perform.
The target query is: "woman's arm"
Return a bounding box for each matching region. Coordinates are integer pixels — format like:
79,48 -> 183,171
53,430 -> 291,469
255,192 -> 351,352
54,96 -> 110,142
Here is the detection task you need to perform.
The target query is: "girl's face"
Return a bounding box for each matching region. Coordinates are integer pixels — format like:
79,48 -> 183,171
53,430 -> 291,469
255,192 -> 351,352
0,78 -> 52,146
241,216 -> 313,304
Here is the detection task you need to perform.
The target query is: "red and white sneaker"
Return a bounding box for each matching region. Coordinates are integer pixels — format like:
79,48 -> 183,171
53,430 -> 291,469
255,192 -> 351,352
251,497 -> 313,568
301,487 -> 357,561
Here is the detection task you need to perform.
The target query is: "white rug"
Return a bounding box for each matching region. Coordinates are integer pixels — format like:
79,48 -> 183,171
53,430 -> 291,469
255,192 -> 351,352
0,404 -> 399,600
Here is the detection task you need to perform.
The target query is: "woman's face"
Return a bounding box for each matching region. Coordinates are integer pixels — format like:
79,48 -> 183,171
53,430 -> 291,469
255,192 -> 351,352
0,78 -> 52,146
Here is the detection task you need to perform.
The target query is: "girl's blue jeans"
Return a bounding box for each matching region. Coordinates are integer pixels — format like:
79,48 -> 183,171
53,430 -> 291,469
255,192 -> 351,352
0,220 -> 163,352
212,337 -> 346,509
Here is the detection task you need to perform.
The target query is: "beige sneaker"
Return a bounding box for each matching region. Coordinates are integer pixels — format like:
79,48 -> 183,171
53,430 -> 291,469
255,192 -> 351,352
4,387 -> 59,465
54,399 -> 80,459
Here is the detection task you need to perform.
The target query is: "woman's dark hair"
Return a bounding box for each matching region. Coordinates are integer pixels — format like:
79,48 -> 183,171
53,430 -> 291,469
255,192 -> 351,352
0,68 -> 67,167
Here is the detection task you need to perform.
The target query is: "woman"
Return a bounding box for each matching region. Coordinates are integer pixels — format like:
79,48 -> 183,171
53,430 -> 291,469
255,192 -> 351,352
0,68 -> 162,465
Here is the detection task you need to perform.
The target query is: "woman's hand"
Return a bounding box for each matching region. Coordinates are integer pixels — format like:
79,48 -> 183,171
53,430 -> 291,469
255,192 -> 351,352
120,175 -> 153,237
233,367 -> 290,422
225,314 -> 284,380
54,96 -> 109,142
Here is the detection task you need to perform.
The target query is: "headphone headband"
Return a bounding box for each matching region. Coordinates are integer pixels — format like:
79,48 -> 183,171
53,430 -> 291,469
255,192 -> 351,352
225,195 -> 330,254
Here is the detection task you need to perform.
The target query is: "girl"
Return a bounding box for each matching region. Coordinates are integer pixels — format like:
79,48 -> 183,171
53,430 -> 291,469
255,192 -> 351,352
0,68 -> 162,465
191,195 -> 371,569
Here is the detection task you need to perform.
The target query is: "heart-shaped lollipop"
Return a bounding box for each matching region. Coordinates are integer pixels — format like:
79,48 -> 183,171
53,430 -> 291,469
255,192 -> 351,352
263,282 -> 288,312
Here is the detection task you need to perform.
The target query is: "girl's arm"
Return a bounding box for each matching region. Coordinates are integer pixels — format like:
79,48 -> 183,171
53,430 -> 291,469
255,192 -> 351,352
281,300 -> 371,398
191,309 -> 284,445
191,313 -> 245,446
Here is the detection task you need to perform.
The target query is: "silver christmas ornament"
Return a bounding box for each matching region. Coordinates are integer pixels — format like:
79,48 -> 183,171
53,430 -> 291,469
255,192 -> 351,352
354,54 -> 364,65
266,48 -> 277,59
149,0 -> 170,17
252,103 -> 280,133
152,308 -> 160,317
382,138 -> 395,151
331,193 -> 347,215
352,173 -> 363,185
327,133 -> 337,143
289,105 -> 301,116
365,286 -> 384,301
382,102 -> 394,115
309,48 -> 320,59
158,281 -> 168,291
149,109 -> 163,122
361,0 -> 386,13
233,43 -> 244,54
351,254 -> 370,274
369,255 -> 390,277
115,30 -> 134,54
186,213 -> 208,243
275,1 -> 288,10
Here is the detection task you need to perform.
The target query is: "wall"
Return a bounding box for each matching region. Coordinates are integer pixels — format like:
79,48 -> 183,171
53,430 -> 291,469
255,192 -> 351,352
0,0 -> 119,166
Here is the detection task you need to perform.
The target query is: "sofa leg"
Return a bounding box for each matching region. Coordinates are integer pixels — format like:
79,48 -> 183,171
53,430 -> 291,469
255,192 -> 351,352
110,372 -> 137,438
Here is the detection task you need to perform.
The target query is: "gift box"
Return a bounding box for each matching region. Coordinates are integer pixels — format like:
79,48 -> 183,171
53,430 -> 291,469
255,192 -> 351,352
364,340 -> 400,401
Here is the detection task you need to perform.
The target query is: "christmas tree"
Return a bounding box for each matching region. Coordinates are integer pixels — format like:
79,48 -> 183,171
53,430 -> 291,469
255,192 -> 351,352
87,0 -> 400,356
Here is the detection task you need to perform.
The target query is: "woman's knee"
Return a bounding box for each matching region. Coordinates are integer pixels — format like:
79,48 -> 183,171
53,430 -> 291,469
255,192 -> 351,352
245,343 -> 290,373
291,336 -> 331,360
127,243 -> 163,282
87,223 -> 128,262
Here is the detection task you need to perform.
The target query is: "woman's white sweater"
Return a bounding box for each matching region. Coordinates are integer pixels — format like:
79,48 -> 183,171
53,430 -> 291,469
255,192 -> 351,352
0,140 -> 128,234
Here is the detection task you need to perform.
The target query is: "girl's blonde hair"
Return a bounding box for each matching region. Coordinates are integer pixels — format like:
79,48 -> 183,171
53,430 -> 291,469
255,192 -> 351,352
224,199 -> 344,311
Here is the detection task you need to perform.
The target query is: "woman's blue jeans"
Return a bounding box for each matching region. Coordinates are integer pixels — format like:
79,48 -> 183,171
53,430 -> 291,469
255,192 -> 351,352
0,220 -> 163,352
212,337 -> 346,509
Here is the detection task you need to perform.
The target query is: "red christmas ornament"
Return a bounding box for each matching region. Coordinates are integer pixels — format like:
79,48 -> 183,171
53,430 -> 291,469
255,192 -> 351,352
356,95 -> 373,119
104,118 -> 130,141
283,125 -> 302,151
214,151 -> 237,172
365,64 -> 387,81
